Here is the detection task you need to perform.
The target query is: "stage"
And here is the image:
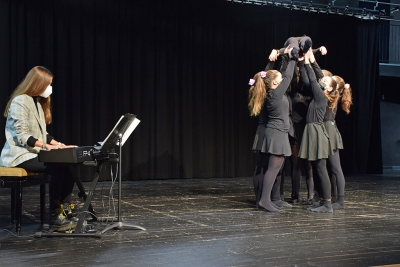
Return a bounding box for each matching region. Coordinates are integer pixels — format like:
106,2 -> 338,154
1,173 -> 400,267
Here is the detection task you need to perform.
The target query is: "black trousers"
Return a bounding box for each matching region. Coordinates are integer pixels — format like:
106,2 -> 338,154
18,156 -> 75,211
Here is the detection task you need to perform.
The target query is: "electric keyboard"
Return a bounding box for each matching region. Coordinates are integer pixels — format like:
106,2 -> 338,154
38,146 -> 98,163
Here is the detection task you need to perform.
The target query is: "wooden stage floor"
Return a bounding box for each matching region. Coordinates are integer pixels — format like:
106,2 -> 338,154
1,172 -> 400,267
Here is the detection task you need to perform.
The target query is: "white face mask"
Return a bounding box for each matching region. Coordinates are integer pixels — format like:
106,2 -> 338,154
40,85 -> 52,98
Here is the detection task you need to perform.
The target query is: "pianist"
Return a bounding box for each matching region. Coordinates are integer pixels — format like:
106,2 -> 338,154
0,66 -> 77,232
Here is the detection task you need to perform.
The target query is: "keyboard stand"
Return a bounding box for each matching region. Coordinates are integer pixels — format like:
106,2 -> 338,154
68,165 -> 97,222
35,159 -> 106,238
73,160 -> 104,233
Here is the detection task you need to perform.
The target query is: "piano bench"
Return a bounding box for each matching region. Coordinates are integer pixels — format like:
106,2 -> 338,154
0,167 -> 46,233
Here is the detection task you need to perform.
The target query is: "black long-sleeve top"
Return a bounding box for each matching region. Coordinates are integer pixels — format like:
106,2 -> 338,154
299,61 -> 324,89
304,64 -> 328,123
311,61 -> 324,80
259,55 -> 295,124
264,59 -> 296,131
257,61 -> 275,124
324,106 -> 337,121
292,91 -> 312,123
279,54 -> 298,97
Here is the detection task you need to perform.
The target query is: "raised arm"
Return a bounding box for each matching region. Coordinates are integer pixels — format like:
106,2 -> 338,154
274,60 -> 296,99
304,64 -> 325,102
268,49 -> 280,62
311,62 -> 323,80
265,60 -> 275,71
266,48 -> 296,99
298,60 -> 310,88
272,47 -> 297,99
271,44 -> 327,61
279,53 -> 289,73
309,51 -> 324,80
312,46 -> 328,57
304,50 -> 326,102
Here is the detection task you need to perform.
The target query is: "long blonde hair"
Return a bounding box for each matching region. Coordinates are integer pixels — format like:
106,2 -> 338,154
333,75 -> 353,114
4,66 -> 53,124
248,70 -> 280,116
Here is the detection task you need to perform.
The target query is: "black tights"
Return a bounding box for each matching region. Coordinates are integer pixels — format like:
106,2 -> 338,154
258,154 -> 285,211
271,158 -> 285,201
254,153 -> 285,205
253,153 -> 269,205
328,150 -> 345,197
18,157 -> 75,211
311,159 -> 331,200
290,144 -> 314,200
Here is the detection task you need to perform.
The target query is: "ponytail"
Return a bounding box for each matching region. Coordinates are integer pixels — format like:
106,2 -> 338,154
248,70 -> 279,116
340,84 -> 353,114
332,76 -> 353,114
324,77 -> 339,111
248,73 -> 266,116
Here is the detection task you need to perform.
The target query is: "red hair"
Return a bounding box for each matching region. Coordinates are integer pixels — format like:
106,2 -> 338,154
333,75 -> 353,114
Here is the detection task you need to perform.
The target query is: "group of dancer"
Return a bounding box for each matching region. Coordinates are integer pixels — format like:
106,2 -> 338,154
248,36 -> 353,213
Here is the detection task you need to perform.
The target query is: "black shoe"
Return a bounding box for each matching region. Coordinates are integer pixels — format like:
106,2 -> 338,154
272,200 -> 292,208
332,202 -> 345,210
289,198 -> 302,204
311,200 -> 321,207
332,196 -> 345,210
308,200 -> 333,213
304,197 -> 319,206
306,200 -> 321,210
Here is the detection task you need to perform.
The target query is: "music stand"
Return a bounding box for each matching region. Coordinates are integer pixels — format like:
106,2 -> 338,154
99,113 -> 146,233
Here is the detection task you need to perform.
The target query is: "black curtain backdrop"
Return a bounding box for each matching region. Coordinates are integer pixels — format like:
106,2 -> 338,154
0,0 -> 382,181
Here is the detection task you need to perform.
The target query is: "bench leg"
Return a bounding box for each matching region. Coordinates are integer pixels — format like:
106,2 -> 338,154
15,182 -> 22,233
10,188 -> 16,224
40,183 -> 46,225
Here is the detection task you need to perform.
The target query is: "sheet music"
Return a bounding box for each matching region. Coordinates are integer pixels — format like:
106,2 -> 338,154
121,117 -> 140,146
101,116 -> 123,147
102,115 -> 140,147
